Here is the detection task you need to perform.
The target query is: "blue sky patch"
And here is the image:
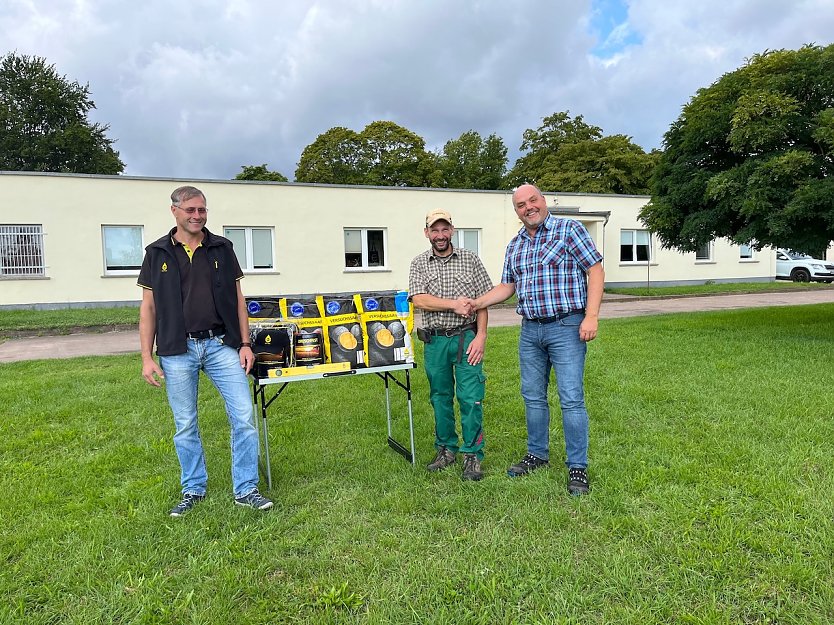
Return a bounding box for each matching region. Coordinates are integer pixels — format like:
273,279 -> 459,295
590,0 -> 643,58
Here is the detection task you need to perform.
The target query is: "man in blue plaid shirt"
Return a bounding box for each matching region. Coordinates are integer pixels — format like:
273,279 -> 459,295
472,184 -> 604,495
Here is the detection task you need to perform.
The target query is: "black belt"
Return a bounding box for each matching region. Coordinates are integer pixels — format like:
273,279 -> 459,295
186,326 -> 226,340
428,323 -> 477,337
525,309 -> 585,324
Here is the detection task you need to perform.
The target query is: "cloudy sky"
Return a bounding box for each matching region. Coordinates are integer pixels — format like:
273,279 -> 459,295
2,0 -> 833,181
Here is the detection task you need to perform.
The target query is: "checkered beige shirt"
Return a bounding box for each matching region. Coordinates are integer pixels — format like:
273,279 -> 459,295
409,246 -> 494,330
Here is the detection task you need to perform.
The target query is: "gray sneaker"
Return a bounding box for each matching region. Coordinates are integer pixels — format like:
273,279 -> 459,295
427,446 -> 456,472
234,489 -> 274,510
462,454 -> 484,481
507,453 -> 549,477
170,493 -> 205,517
567,468 -> 590,496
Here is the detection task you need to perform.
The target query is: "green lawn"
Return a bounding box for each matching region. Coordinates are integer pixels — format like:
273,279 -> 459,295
3,305 -> 834,623
605,280 -> 831,297
0,305 -> 139,337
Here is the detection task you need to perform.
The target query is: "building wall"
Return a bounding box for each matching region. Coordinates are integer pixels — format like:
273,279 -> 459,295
0,172 -> 775,309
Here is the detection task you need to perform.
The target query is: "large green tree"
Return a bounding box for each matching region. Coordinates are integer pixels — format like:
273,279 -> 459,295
234,164 -> 287,182
640,44 -> 834,254
295,121 -> 438,187
0,53 -> 124,174
505,111 -> 656,193
361,121 -> 432,187
295,126 -> 367,184
438,130 -> 507,189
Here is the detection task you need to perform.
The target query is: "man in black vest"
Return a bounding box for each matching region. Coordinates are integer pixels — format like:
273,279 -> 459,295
138,185 -> 272,516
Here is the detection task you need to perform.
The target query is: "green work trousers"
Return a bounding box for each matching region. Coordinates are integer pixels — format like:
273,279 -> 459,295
423,330 -> 486,459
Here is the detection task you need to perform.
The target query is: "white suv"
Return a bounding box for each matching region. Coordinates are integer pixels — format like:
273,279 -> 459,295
775,249 -> 834,283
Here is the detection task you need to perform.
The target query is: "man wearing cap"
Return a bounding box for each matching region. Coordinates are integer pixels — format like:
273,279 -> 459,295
470,184 -> 604,495
409,209 -> 494,481
138,185 -> 273,516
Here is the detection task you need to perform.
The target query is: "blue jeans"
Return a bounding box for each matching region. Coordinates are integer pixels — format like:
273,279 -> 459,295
519,314 -> 589,468
159,336 -> 260,498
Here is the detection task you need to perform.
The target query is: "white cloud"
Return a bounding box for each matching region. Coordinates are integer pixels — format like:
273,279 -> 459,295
1,0 -> 833,179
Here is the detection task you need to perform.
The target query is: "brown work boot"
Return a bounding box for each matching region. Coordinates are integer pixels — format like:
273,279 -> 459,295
462,453 -> 483,481
427,446 -> 456,472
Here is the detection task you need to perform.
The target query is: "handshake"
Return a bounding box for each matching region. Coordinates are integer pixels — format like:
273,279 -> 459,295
452,297 -> 482,317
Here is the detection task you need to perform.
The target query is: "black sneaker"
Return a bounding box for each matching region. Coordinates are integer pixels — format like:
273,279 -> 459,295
170,493 -> 205,517
507,453 -> 549,477
462,454 -> 484,481
427,446 -> 456,472
234,489 -> 274,510
567,468 -> 590,496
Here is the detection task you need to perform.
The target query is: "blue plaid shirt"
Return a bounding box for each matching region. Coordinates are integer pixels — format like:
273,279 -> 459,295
501,214 -> 603,319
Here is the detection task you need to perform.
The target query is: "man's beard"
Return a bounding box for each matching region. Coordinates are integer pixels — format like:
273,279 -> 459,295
432,238 -> 450,254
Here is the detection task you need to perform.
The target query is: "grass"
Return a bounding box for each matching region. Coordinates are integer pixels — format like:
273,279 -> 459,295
3,305 -> 834,623
0,306 -> 139,337
605,280 -> 831,297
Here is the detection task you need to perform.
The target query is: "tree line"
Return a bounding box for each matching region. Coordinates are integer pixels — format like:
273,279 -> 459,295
238,113 -> 659,195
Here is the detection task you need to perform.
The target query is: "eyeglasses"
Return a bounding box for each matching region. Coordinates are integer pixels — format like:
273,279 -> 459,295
175,206 -> 208,215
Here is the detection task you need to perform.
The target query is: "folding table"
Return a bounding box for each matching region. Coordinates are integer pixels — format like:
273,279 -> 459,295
251,362 -> 417,489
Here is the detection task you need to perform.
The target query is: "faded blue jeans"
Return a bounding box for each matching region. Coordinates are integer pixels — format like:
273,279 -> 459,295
519,314 -> 589,468
159,336 -> 260,498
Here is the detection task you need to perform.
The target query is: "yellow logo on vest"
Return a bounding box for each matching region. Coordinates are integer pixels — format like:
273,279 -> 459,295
161,262 -> 168,272
264,334 -> 272,344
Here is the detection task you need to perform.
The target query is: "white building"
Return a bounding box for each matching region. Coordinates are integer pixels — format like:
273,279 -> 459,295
0,172 -> 774,309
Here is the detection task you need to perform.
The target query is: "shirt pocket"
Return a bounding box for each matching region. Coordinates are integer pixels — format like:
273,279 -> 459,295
425,273 -> 442,297
540,239 -> 567,267
454,272 -> 475,298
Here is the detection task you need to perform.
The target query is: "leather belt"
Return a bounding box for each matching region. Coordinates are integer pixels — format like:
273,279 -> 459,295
428,322 -> 477,337
525,309 -> 585,324
186,326 -> 226,340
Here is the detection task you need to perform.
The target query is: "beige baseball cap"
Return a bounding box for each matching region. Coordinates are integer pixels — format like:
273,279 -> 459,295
425,209 -> 453,228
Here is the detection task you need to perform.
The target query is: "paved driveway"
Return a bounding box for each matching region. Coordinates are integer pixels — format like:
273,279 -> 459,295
2,289 -> 834,363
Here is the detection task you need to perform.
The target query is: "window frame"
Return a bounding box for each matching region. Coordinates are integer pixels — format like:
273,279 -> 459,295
739,244 -> 755,261
450,228 -> 482,256
0,224 -> 47,278
619,228 -> 652,264
695,241 -> 714,262
101,224 -> 144,276
344,227 -> 388,271
223,226 -> 276,273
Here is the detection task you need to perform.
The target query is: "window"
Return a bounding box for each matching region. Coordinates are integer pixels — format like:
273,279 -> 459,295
695,242 -> 713,261
739,244 -> 754,260
1,225 -> 46,277
102,225 -> 143,274
344,228 -> 387,269
224,227 -> 274,271
620,229 -> 651,262
451,229 -> 481,255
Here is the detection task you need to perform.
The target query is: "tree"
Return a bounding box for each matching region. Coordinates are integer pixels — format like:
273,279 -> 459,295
359,121 -> 432,187
295,121 -> 437,187
640,44 -> 834,254
0,53 -> 124,174
505,111 -> 602,188
505,111 -> 656,193
438,130 -> 507,189
235,164 -> 287,182
535,136 -> 661,195
295,126 -> 367,184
